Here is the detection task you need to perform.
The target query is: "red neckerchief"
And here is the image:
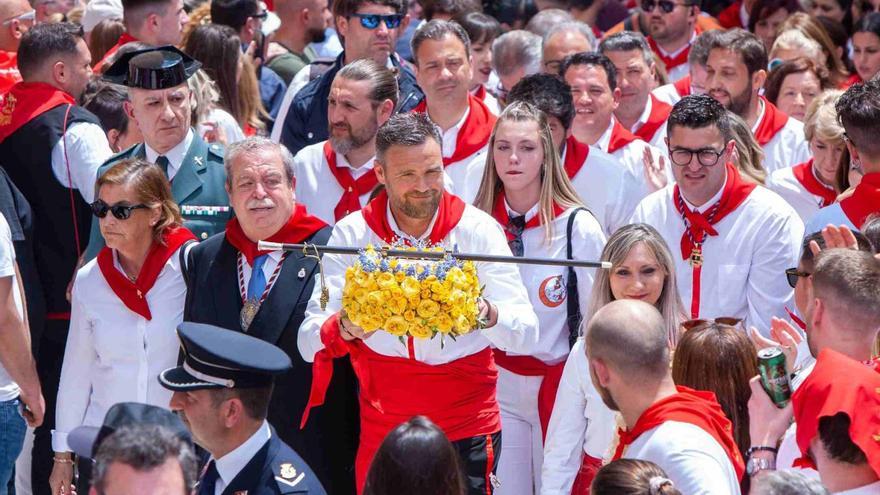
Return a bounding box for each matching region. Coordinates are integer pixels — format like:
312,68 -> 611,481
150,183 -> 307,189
673,163 -> 756,317
841,73 -> 862,90
0,51 -> 21,95
648,25 -> 700,72
0,82 -> 75,143
491,192 -> 564,241
563,135 -> 591,179
674,75 -> 692,98
753,97 -> 790,146
633,95 -> 672,143
717,1 -> 745,28
361,189 -> 466,245
839,172 -> 880,229
323,141 -> 378,222
94,32 -> 138,71
613,386 -> 745,481
607,119 -> 640,154
414,93 -> 497,166
225,204 -> 328,265
473,84 -> 487,102
791,160 -> 837,207
96,226 -> 196,320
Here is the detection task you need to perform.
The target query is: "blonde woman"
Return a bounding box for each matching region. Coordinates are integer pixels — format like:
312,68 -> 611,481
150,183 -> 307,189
767,90 -> 846,222
727,112 -> 768,185
542,223 -> 686,495
474,101 -> 607,495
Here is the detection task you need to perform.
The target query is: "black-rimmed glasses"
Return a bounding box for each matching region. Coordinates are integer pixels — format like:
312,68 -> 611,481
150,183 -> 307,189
669,146 -> 725,167
785,268 -> 810,289
90,200 -> 149,220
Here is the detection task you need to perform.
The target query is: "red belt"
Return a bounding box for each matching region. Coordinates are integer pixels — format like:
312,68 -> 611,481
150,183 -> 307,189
493,350 -> 565,440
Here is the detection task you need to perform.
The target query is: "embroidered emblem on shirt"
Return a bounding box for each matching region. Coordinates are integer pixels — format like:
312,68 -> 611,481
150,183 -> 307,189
538,275 -> 566,308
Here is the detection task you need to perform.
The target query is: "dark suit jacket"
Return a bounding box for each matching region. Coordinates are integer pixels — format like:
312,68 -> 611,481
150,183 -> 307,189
184,228 -> 359,495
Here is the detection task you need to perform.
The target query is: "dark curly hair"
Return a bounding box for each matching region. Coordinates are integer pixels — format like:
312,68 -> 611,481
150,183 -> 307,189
836,78 -> 880,159
668,95 -> 733,142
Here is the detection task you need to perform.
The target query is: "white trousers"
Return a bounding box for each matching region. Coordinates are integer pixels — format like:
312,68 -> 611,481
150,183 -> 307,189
496,367 -> 544,495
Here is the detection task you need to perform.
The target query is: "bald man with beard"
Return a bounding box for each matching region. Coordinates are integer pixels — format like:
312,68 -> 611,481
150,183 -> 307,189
0,0 -> 32,94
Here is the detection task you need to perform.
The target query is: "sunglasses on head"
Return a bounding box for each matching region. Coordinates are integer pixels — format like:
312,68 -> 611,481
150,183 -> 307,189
641,0 -> 693,13
681,317 -> 743,332
90,200 -> 149,220
351,13 -> 403,30
785,268 -> 810,289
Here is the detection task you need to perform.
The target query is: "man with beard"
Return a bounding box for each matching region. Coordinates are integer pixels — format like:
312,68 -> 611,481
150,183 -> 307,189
298,112 -> 539,494
93,0 -> 190,72
291,59 -> 396,225
705,29 -> 809,174
412,20 -> 496,203
265,0 -> 331,84
630,95 -> 803,335
586,299 -> 743,494
598,32 -> 670,153
642,0 -> 709,82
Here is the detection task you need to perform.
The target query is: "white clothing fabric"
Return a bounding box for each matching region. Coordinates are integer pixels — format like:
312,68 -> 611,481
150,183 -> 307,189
630,185 -> 804,335
212,421 -> 272,495
441,107 -> 470,158
806,203 -> 856,233
594,118 -> 670,201
144,128 -> 194,181
199,108 -> 246,145
767,165 -> 835,223
652,82 -> 686,106
299,202 -> 540,364
541,338 -> 618,495
628,96 -> 669,153
50,121 -> 113,203
752,102 -> 811,175
566,145 -> 643,236
0,214 -> 22,401
437,106 -> 490,204
622,421 -> 740,495
292,141 -> 376,225
51,246 -> 187,452
497,368 -> 544,495
835,481 -> 880,494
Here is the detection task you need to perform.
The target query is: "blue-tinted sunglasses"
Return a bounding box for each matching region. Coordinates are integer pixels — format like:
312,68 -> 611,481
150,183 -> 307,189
351,13 -> 403,29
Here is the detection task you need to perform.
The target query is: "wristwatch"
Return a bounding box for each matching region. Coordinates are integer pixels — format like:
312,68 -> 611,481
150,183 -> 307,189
746,449 -> 777,476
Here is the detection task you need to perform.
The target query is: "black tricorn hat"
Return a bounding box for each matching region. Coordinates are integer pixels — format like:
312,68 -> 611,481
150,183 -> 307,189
103,45 -> 201,90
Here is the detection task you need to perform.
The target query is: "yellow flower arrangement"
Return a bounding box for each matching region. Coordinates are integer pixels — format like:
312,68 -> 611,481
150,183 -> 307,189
342,244 -> 483,342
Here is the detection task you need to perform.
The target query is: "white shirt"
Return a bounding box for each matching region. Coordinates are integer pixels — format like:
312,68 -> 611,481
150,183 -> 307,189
752,100 -> 811,175
145,128 -> 194,181
806,203 -> 856,234
299,202 -> 540,364
654,43 -> 691,83
0,213 -> 23,401
628,96 -> 669,153
51,246 -> 188,452
504,205 -> 606,363
566,144 -> 642,236
622,421 -> 740,495
199,107 -> 246,145
239,250 -> 284,299
595,118 -> 670,201
541,338 -> 618,495
652,82 -> 686,106
292,140 -> 376,225
211,420 -> 272,495
437,105 -> 491,204
630,184 -> 804,335
767,165 -> 835,223
50,121 -> 113,203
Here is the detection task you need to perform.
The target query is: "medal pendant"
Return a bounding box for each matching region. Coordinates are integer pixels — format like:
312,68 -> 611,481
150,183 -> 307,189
689,246 -> 703,267
240,299 -> 260,331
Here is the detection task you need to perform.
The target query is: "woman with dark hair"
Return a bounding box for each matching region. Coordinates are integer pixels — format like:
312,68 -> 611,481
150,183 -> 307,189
87,18 -> 125,63
363,416 -> 466,495
748,0 -> 802,50
453,11 -> 502,114
808,0 -> 854,34
763,57 -> 832,121
591,459 -> 682,495
852,13 -> 880,84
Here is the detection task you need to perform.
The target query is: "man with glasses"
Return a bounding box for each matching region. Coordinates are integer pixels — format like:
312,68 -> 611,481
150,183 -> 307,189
275,0 -> 423,155
93,0 -> 190,71
541,21 -> 594,76
0,0 -> 33,94
631,95 -> 803,336
705,29 -> 809,174
642,0 -> 710,82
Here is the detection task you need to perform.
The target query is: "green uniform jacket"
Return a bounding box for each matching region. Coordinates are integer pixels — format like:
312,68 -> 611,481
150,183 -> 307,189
84,132 -> 231,260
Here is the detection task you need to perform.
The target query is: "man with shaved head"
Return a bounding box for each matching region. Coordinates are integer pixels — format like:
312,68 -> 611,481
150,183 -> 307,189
586,300 -> 743,494
0,0 -> 33,94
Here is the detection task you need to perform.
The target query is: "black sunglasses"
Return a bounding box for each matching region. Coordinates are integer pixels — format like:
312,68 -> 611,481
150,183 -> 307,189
90,200 -> 149,220
351,13 -> 403,30
249,10 -> 269,20
641,0 -> 694,12
785,268 -> 810,289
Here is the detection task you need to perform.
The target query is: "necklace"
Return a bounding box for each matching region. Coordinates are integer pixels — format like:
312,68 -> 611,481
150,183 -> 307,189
237,252 -> 287,331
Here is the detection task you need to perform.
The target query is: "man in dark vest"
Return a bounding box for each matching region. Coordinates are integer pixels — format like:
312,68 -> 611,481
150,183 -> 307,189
183,137 -> 359,495
0,22 -> 113,494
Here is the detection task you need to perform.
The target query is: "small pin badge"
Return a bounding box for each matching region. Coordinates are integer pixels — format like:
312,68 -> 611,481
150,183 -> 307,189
298,267 -> 306,279
194,156 -> 203,165
280,463 -> 297,480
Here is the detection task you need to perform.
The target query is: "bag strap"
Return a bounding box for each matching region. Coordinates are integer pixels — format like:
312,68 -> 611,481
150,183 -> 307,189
565,207 -> 587,348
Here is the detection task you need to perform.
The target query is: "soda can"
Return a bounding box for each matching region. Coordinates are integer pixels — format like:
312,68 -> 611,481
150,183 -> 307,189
758,347 -> 792,408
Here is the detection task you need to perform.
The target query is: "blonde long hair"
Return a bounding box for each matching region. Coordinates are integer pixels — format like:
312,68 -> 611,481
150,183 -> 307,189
473,101 -> 584,241
585,224 -> 687,347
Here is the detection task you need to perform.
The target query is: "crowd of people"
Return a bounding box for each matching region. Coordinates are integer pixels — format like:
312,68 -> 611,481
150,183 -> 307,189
0,0 -> 879,493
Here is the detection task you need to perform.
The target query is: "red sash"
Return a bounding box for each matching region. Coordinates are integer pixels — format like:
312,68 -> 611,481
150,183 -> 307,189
648,26 -> 700,74
791,160 -> 837,207
673,163 -> 756,317
360,189 -> 467,245
607,119 -> 640,154
753,97 -> 790,146
94,32 -> 138,72
0,82 -> 75,143
0,51 -> 21,95
839,172 -> 880,229
96,226 -> 196,320
717,1 -> 745,28
323,141 -> 379,222
414,93 -> 497,166
633,95 -> 671,144
613,386 -> 745,481
841,73 -> 862,89
674,75 -> 692,98
225,204 -> 328,265
563,135 -> 591,179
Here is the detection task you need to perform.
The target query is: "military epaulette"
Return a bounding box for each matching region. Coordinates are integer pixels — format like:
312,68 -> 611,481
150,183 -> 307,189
207,142 -> 225,159
273,460 -> 307,493
98,143 -> 143,174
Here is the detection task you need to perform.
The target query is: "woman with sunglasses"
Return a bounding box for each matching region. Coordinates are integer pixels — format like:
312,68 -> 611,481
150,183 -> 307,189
473,101 -> 606,495
48,159 -> 195,495
542,223 -> 686,494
